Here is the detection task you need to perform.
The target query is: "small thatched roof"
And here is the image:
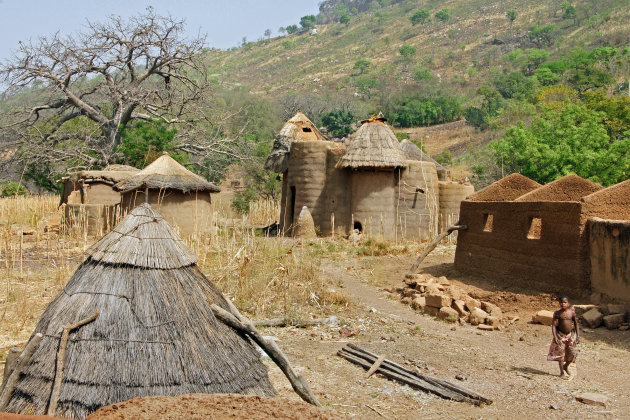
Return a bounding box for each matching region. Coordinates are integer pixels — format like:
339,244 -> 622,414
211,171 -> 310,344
467,173 -> 541,202
399,139 -> 448,180
115,153 -> 220,193
4,204 -> 274,419
61,165 -> 140,186
336,117 -> 407,169
515,174 -> 603,202
264,111 -> 328,173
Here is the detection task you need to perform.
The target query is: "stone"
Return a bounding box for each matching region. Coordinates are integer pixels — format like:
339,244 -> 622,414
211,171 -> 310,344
403,287 -> 417,298
449,287 -> 464,301
404,273 -> 422,280
597,305 -> 610,316
477,324 -> 495,331
481,301 -> 503,317
425,292 -> 452,309
414,284 -> 425,293
532,310 -> 554,326
394,287 -> 404,294
469,307 -> 488,326
411,296 -> 426,311
425,284 -> 441,295
463,295 -> 481,312
424,306 -> 440,317
452,300 -> 469,317
607,304 -> 626,315
401,297 -> 412,305
486,316 -> 501,326
573,304 -> 597,318
582,308 -> 604,328
603,313 -> 625,330
455,374 -> 467,381
619,325 -> 629,331
439,307 -> 459,322
590,292 -> 603,305
436,276 -> 450,285
404,278 -> 418,288
575,393 -> 608,407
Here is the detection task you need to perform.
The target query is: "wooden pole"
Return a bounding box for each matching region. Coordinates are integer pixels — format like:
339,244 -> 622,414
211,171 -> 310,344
47,311 -> 99,416
408,224 -> 467,275
210,304 -> 321,407
0,333 -> 44,410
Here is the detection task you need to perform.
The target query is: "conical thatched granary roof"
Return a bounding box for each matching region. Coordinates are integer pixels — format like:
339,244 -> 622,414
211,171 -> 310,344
336,114 -> 407,169
4,204 -> 274,419
399,139 -> 448,179
264,111 -> 328,173
115,153 -> 220,193
515,174 -> 603,202
466,173 -> 541,202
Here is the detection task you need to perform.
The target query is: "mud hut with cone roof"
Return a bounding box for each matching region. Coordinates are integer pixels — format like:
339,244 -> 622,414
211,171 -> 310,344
0,203 -> 275,419
267,112 -> 472,241
115,153 -> 220,236
455,173 -> 630,301
59,165 -> 139,236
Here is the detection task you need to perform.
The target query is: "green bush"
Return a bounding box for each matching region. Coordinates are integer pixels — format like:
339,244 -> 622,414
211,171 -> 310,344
231,188 -> 258,214
1,181 -> 28,197
390,95 -> 462,127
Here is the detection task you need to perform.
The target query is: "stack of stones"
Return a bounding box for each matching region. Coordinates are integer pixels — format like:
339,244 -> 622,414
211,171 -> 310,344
532,304 -> 629,331
388,273 -> 508,330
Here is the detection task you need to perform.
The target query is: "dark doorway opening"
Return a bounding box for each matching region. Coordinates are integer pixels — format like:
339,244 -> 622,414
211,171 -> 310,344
354,221 -> 363,232
288,186 -> 296,233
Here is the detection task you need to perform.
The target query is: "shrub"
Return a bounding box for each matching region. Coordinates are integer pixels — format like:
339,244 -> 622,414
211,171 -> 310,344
390,95 -> 462,127
1,181 -> 28,197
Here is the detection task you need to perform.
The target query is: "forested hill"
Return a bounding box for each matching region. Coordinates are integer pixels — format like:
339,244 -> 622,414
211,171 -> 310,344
203,0 -> 629,104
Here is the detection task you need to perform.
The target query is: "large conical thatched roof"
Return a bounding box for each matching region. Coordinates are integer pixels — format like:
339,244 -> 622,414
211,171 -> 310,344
336,116 -> 407,169
115,153 -> 220,193
399,139 -> 448,179
264,111 -> 328,173
466,173 -> 541,202
4,204 -> 274,419
515,174 -> 603,202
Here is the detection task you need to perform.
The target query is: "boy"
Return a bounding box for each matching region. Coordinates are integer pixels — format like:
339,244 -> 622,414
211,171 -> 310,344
547,295 -> 580,379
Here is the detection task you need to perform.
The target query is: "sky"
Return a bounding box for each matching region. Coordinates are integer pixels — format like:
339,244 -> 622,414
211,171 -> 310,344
0,0 -> 322,62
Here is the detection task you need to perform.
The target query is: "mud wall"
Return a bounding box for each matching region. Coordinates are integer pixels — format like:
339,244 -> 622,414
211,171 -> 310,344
438,182 -> 474,242
589,218 -> 630,302
286,141 -> 330,234
84,183 -> 121,205
64,204 -> 119,236
121,189 -> 214,236
320,145 -> 351,236
397,161 -> 439,241
455,201 -> 588,292
350,170 -> 396,239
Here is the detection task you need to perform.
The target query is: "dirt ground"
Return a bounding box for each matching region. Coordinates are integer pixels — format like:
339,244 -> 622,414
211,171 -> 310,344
260,246 -> 630,419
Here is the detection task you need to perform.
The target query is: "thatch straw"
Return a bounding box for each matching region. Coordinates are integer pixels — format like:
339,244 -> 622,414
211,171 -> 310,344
86,203 -> 198,269
61,165 -> 140,187
515,174 -> 602,202
264,112 -> 328,173
336,120 -> 407,169
399,139 -> 448,180
4,203 -> 275,419
293,206 -> 317,239
115,153 -> 220,193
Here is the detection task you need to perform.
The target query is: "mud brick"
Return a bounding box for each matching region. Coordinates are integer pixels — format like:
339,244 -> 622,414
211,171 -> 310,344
581,308 -> 604,328
481,301 -> 503,318
532,310 -> 554,326
607,304 -> 626,315
411,296 -> 426,311
423,306 -> 440,317
603,313 -> 624,330
452,300 -> 469,317
439,306 -> 459,322
573,304 -> 597,318
463,295 -> 481,312
425,292 -> 452,309
469,307 -> 488,326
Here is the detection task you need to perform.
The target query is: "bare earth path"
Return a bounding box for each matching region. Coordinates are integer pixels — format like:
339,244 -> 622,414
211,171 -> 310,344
263,251 -> 630,419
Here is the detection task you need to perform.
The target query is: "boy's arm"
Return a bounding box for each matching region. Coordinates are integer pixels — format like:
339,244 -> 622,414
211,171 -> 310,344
552,312 -> 559,343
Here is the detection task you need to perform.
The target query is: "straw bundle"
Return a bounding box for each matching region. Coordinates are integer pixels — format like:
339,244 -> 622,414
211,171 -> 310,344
264,112 -> 328,173
293,206 -> 317,239
4,203 -> 274,419
115,153 -> 220,193
336,120 -> 407,169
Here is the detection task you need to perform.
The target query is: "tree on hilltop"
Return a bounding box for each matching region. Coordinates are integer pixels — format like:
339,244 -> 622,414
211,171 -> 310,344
300,15 -> 317,29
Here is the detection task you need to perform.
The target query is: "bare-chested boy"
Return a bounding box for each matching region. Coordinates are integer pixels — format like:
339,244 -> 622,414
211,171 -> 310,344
547,295 -> 580,379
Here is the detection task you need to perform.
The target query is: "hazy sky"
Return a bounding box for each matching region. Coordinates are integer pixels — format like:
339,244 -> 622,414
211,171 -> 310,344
0,0 -> 322,62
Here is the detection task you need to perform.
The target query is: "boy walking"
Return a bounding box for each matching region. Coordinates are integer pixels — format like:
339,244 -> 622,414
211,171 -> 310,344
547,295 -> 580,379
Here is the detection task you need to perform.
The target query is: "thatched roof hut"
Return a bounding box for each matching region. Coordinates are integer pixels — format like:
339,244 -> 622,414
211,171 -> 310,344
336,115 -> 407,169
115,153 -> 219,193
265,111 -> 328,173
399,139 -> 448,180
60,165 -> 140,206
4,204 -> 275,418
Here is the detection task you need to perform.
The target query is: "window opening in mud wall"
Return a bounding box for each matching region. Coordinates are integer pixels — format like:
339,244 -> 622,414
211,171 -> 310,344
482,213 -> 493,232
527,217 -> 542,239
354,221 -> 363,232
302,127 -> 312,132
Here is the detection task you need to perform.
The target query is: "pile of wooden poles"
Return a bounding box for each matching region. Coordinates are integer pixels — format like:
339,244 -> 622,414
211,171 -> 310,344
338,344 -> 492,406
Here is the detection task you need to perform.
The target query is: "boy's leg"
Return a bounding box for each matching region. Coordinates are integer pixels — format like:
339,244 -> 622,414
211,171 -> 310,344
558,361 -> 565,376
